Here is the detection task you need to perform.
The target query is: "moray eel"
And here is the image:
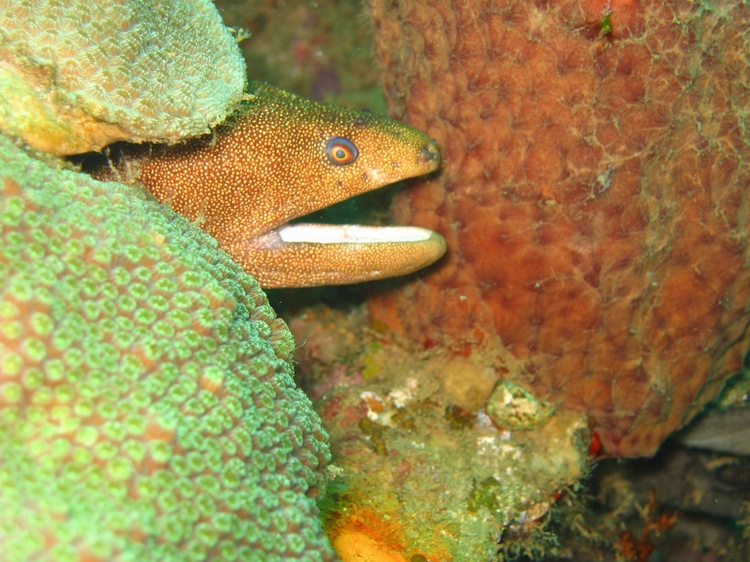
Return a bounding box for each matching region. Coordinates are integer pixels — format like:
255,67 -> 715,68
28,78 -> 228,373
96,81 -> 445,288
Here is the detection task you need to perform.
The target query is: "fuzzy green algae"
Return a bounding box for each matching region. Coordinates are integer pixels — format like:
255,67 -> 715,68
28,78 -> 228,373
0,136 -> 336,561
290,309 -> 592,561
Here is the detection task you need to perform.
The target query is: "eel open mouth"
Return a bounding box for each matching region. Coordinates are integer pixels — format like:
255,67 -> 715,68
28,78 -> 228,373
231,224 -> 447,288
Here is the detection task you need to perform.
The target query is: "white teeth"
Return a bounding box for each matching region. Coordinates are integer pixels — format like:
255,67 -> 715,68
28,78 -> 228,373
277,224 -> 436,245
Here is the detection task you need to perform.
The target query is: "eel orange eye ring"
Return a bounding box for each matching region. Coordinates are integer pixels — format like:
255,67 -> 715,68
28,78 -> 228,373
326,137 -> 358,165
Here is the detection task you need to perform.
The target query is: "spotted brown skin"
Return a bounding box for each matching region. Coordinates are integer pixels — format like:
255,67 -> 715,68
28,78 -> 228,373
106,81 -> 445,288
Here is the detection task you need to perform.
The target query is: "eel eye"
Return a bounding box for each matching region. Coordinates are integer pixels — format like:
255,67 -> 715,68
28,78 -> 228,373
326,137 -> 358,166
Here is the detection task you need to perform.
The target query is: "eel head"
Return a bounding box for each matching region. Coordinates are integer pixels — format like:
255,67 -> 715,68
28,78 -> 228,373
99,81 -> 446,288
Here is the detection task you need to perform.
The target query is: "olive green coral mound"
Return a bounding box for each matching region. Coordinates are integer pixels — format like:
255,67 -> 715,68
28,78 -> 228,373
0,0 -> 246,154
0,136 -> 336,561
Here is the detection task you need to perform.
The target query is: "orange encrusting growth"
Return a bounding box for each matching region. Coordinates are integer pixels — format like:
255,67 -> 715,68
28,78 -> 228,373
368,0 -> 750,457
326,507 -> 448,562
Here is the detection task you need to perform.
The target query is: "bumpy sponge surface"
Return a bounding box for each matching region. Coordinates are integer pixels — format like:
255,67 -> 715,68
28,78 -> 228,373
369,0 -> 750,457
0,135 -> 335,561
0,0 -> 247,154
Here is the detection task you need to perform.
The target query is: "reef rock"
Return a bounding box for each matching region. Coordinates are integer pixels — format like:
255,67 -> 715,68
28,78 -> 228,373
368,0 -> 750,457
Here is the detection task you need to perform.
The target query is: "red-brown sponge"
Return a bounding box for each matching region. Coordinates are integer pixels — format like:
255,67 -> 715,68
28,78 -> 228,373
368,0 -> 750,457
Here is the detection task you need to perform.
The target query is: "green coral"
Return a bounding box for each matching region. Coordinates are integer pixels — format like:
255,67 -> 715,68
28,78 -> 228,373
0,136 -> 336,561
0,0 -> 246,153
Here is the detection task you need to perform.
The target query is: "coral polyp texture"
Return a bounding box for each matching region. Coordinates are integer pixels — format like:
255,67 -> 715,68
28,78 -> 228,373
368,0 -> 750,457
0,136 -> 336,561
0,0 -> 246,155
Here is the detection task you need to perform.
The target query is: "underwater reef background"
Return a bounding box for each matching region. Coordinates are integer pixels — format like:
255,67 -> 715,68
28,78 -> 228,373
367,0 -> 750,458
213,1 -> 750,560
2,0 -> 749,560
211,0 -> 750,559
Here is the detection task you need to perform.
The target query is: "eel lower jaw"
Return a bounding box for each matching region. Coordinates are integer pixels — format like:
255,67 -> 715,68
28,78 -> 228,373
225,224 -> 447,289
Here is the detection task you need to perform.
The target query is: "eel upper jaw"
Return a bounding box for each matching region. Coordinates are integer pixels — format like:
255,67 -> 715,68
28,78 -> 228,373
225,223 -> 447,289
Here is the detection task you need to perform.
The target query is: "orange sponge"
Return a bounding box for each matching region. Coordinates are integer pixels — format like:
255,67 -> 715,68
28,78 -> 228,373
368,0 -> 750,457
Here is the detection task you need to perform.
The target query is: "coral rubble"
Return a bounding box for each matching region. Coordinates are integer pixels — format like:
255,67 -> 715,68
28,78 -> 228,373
291,306 -> 588,561
368,0 -> 750,457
